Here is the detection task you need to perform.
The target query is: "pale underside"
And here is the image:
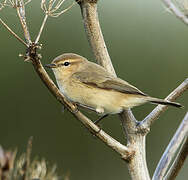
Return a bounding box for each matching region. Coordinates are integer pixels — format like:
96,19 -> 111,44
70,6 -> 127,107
57,77 -> 147,115
53,60 -> 148,115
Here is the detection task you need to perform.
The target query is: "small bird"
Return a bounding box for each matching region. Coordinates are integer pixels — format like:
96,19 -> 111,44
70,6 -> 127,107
46,53 -> 182,122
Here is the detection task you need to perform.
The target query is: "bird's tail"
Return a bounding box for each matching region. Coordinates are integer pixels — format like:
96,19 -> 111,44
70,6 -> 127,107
147,97 -> 183,108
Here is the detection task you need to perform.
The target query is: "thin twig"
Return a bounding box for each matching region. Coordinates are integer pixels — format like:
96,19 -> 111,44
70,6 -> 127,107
0,1 -> 5,10
16,0 -> 31,45
140,78 -> 188,129
0,18 -> 28,47
1,0 -> 15,8
35,14 -> 48,44
50,1 -> 76,17
24,0 -> 32,5
152,112 -> 188,180
35,0 -> 76,43
164,137 -> 188,180
162,0 -> 188,25
41,0 -> 76,17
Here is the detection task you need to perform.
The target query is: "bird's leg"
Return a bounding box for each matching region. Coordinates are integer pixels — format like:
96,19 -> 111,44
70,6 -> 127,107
94,114 -> 109,124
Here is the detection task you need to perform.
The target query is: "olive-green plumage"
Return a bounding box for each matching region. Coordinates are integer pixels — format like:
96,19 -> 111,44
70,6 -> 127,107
46,53 -> 182,115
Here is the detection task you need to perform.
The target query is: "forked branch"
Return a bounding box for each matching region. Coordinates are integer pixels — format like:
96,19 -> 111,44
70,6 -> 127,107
35,0 -> 76,44
140,78 -> 188,130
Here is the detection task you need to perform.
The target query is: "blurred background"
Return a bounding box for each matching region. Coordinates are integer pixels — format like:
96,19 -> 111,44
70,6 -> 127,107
0,0 -> 187,179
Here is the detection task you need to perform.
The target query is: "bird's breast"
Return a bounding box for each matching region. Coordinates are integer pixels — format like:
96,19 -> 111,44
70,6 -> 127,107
57,79 -> 146,114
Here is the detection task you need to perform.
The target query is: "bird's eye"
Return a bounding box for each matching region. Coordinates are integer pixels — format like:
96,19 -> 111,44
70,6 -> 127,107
63,61 -> 70,66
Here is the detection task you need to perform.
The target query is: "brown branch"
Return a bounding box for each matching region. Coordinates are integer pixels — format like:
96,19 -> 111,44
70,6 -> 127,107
152,112 -> 188,180
140,78 -> 188,130
164,137 -> 188,180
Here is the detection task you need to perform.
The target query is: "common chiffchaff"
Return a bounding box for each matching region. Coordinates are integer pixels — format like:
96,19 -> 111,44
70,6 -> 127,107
46,53 -> 182,117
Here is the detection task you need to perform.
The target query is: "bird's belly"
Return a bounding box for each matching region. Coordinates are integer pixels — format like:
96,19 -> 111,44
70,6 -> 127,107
60,82 -> 146,114
85,90 -> 124,114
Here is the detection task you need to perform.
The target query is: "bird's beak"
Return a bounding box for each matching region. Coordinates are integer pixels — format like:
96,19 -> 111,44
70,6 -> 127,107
45,63 -> 57,68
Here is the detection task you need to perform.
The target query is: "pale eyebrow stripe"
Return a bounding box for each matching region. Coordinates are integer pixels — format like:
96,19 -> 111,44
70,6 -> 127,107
56,59 -> 83,65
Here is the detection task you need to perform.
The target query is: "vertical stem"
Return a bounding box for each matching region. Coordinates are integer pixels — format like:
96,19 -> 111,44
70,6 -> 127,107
120,112 -> 151,180
16,0 -> 31,44
35,14 -> 48,44
79,0 -> 116,75
128,136 -> 150,180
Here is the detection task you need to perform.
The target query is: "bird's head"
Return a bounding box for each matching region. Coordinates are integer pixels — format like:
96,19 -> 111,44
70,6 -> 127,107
45,53 -> 87,79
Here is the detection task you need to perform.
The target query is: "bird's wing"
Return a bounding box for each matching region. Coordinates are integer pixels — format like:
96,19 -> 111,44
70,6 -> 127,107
72,71 -> 147,96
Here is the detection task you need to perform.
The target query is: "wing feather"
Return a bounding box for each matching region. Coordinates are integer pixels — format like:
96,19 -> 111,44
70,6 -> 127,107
72,64 -> 147,96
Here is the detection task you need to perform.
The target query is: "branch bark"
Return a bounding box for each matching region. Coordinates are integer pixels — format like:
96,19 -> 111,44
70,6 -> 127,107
120,111 -> 151,180
152,112 -> 188,180
162,0 -> 188,25
165,137 -> 188,180
78,0 -> 116,75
